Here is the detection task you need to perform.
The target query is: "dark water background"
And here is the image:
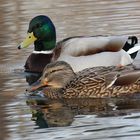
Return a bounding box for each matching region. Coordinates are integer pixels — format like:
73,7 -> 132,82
1,0 -> 140,140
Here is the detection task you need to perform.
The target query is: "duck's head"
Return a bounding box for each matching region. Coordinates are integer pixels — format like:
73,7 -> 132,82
29,61 -> 75,92
18,15 -> 56,51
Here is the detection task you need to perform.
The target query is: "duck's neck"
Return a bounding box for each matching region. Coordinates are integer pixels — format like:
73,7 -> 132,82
43,87 -> 63,99
34,39 -> 56,52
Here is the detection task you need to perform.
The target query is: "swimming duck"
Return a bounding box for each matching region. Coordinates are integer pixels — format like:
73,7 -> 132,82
28,61 -> 140,98
18,15 -> 139,73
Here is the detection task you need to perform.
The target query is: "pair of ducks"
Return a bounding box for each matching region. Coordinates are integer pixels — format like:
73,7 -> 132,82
19,15 -> 140,98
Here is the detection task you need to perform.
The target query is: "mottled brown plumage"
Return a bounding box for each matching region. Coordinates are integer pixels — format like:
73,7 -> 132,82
29,61 -> 140,98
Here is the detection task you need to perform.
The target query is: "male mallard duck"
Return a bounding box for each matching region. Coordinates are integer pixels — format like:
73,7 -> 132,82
28,61 -> 140,98
18,15 -> 140,73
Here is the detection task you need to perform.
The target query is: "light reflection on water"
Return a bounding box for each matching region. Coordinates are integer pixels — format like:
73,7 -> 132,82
1,0 -> 140,140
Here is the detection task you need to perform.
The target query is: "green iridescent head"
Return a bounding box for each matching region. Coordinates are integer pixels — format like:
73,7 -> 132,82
18,15 -> 56,51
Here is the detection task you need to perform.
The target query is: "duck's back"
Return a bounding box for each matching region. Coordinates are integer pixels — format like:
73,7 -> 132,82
63,66 -> 114,98
62,65 -> 140,98
54,36 -> 133,72
58,36 -> 128,56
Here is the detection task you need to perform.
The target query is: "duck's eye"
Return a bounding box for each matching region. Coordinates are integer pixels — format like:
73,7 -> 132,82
46,70 -> 57,76
29,23 -> 42,32
50,70 -> 57,73
36,23 -> 42,28
30,26 -> 35,31
49,69 -> 63,74
47,70 -> 54,75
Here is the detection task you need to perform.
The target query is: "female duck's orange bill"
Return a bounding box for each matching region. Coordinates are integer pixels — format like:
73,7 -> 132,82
26,80 -> 48,92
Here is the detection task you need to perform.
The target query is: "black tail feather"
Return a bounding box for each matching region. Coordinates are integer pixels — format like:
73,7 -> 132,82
123,36 -> 138,59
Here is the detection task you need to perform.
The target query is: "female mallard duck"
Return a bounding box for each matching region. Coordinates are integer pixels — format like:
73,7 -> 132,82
28,61 -> 140,98
18,15 -> 139,73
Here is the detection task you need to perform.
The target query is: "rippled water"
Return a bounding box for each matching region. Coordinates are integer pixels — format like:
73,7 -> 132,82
1,0 -> 140,140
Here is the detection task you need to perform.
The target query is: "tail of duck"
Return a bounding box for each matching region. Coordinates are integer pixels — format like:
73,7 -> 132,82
123,36 -> 139,59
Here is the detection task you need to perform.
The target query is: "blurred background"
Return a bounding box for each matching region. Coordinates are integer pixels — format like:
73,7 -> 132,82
1,0 -> 140,140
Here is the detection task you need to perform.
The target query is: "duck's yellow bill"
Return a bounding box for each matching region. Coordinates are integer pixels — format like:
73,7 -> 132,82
18,32 -> 37,49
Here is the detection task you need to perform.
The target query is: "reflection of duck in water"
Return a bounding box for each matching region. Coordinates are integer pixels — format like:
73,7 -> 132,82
26,96 -> 140,127
28,61 -> 140,98
18,15 -> 139,73
26,98 -> 75,127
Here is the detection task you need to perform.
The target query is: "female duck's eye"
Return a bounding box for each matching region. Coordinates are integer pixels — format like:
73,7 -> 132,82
49,69 -> 63,74
47,70 -> 56,75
